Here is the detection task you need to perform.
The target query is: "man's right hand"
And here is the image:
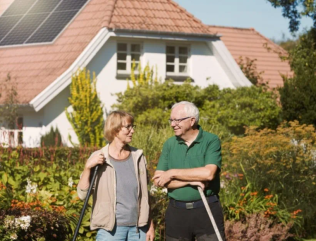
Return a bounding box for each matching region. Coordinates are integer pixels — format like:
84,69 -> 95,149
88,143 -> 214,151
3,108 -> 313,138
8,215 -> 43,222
189,181 -> 206,190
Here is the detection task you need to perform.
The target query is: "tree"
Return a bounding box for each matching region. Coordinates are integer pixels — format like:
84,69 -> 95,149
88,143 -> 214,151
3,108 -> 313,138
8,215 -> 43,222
267,0 -> 316,33
271,33 -> 299,52
65,68 -> 105,147
279,28 -> 316,126
238,57 -> 265,86
0,73 -> 19,129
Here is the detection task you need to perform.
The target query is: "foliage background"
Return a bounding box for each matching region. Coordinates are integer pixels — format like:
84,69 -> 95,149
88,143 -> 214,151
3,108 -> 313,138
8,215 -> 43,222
279,29 -> 316,127
114,65 -> 281,136
1,120 -> 315,240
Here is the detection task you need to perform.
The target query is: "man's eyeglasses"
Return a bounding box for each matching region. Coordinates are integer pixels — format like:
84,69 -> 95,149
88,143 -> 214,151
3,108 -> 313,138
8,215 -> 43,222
122,124 -> 136,131
168,116 -> 192,125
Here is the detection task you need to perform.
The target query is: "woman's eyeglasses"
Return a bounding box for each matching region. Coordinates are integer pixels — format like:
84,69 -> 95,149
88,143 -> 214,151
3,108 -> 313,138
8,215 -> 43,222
122,125 -> 136,131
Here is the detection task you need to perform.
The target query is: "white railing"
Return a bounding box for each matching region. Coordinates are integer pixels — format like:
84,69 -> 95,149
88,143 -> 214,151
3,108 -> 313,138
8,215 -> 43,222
0,128 -> 23,148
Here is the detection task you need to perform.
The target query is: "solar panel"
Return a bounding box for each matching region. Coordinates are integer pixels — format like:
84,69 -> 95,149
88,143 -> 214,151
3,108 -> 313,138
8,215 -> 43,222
0,16 -> 22,42
55,0 -> 88,11
0,13 -> 48,46
0,0 -> 89,47
26,11 -> 78,44
28,0 -> 61,14
2,0 -> 36,16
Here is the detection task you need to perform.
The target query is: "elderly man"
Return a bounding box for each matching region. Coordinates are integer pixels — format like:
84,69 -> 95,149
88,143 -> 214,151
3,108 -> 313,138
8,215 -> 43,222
153,101 -> 225,241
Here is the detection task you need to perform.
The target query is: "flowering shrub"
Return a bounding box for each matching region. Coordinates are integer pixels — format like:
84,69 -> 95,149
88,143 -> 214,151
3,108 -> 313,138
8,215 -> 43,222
0,146 -> 97,240
225,212 -> 293,241
0,209 -> 70,241
222,121 -> 316,236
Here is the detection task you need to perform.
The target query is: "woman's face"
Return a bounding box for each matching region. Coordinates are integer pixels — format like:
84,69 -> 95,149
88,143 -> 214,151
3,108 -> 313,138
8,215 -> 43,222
115,121 -> 135,144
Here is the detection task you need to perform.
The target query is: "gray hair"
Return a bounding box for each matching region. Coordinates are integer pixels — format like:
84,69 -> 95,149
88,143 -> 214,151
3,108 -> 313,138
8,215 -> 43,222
171,101 -> 199,124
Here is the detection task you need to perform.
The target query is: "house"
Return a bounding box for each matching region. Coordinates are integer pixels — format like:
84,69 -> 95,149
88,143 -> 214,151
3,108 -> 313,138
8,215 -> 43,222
0,0 -> 286,147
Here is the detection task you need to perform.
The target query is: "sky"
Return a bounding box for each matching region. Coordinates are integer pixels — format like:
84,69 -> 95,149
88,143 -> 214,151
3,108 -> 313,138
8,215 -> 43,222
173,0 -> 313,41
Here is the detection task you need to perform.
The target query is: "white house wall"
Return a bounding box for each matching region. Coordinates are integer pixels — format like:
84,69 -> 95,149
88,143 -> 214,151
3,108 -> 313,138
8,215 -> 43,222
88,37 -> 237,112
22,88 -> 78,147
190,42 -> 235,88
22,36 -> 245,147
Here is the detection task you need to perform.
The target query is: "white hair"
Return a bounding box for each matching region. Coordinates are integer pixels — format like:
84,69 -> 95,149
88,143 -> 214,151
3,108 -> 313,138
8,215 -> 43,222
171,101 -> 199,125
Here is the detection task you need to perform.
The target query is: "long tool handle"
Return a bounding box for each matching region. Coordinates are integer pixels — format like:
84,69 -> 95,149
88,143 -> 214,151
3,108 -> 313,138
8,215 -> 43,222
197,186 -> 223,241
72,165 -> 99,241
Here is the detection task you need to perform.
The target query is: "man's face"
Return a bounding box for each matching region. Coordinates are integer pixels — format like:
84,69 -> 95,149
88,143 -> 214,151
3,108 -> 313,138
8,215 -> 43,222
170,105 -> 193,137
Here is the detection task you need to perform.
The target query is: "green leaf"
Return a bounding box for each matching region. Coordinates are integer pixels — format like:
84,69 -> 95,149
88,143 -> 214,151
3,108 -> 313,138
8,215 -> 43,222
1,172 -> 8,184
38,172 -> 47,181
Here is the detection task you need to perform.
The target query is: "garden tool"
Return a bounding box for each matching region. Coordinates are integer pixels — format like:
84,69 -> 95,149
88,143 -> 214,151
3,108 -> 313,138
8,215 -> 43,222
198,186 -> 223,241
72,164 -> 100,241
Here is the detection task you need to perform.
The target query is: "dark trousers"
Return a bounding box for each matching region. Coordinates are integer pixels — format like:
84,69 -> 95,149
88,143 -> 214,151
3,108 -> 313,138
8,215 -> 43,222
165,197 -> 226,241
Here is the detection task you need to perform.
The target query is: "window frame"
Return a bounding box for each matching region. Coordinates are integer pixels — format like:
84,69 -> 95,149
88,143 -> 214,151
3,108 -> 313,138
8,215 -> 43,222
166,45 -> 190,77
116,42 -> 142,76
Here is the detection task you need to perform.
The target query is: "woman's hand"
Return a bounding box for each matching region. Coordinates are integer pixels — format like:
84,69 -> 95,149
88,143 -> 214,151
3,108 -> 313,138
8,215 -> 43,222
146,220 -> 155,241
78,152 -> 105,191
84,152 -> 105,170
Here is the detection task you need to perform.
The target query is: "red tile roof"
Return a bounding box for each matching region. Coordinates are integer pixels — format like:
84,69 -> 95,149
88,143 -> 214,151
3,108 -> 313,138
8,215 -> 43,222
209,25 -> 292,88
0,0 -> 214,105
105,0 -> 212,34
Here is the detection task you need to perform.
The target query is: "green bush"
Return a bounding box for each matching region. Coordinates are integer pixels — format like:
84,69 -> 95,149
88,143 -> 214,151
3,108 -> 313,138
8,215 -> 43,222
40,126 -> 62,147
114,65 -> 281,135
113,79 -> 207,126
201,85 -> 281,135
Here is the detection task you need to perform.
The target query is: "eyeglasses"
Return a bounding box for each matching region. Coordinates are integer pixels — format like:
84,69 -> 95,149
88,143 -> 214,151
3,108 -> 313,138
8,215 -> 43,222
122,124 -> 136,131
168,116 -> 192,125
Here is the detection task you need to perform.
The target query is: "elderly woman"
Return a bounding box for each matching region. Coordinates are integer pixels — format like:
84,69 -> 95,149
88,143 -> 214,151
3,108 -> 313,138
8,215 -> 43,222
77,111 -> 154,241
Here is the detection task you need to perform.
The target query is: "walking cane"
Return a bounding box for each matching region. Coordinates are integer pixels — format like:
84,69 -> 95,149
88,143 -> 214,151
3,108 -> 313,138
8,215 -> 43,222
198,186 -> 223,241
72,165 -> 100,241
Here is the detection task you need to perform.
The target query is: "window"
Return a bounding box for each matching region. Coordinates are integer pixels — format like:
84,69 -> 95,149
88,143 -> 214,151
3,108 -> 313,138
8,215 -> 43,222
117,43 -> 141,75
166,46 -> 189,75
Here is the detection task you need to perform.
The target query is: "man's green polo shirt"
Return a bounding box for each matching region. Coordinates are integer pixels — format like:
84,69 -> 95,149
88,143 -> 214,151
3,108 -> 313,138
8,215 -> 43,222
157,125 -> 222,201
